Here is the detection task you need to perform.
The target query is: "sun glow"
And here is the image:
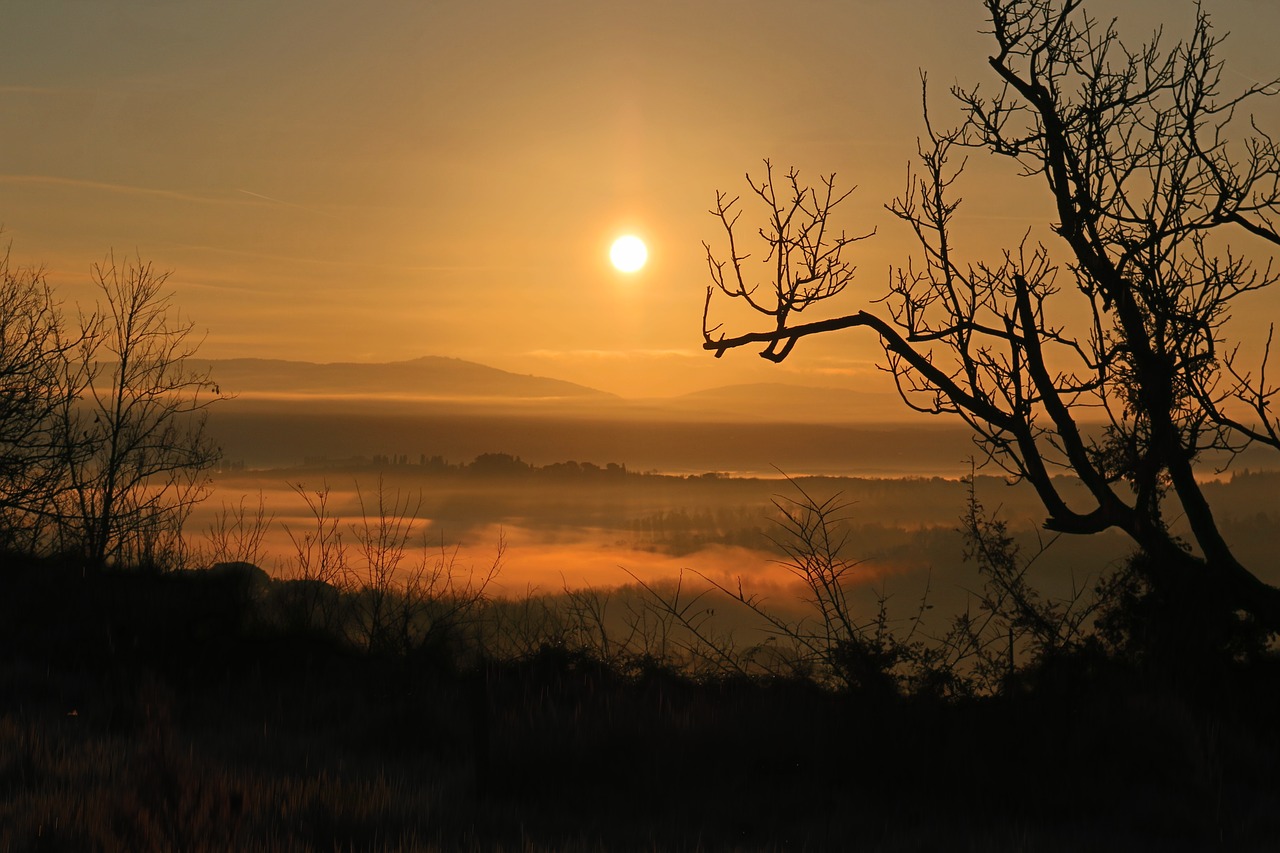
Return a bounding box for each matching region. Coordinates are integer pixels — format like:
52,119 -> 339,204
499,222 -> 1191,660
609,235 -> 648,273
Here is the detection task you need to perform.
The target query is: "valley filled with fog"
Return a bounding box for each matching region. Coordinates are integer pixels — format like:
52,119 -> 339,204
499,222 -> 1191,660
195,384 -> 1280,629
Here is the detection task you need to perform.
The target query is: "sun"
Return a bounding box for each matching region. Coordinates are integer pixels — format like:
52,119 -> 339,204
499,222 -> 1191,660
609,235 -> 648,273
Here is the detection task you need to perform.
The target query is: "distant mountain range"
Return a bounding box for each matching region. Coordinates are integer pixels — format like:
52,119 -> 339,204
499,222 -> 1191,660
197,356 -> 1280,476
195,356 -> 615,401
194,356 -> 902,422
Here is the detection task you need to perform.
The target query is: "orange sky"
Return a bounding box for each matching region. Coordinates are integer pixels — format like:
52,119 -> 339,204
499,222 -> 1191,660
4,1 -> 1280,397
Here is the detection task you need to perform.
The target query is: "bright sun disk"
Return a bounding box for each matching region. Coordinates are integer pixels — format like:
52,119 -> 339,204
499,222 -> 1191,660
610,235 -> 647,273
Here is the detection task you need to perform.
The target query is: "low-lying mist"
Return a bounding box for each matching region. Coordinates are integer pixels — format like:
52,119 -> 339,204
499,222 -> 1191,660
192,456 -> 1280,639
193,390 -> 1280,641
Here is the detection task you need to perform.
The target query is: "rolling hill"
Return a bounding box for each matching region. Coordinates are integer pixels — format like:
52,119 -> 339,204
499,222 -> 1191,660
195,356 -> 616,400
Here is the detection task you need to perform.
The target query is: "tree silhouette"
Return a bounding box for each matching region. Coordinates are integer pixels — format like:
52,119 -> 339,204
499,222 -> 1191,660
702,1 -> 1280,632
54,254 -> 223,571
0,248 -> 85,551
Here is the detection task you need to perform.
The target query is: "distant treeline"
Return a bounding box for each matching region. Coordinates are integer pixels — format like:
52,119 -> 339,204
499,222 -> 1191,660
287,451 -> 735,480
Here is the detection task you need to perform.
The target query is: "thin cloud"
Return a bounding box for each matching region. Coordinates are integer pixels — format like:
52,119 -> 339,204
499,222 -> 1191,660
0,85 -> 73,96
0,174 -> 249,207
235,188 -> 339,219
526,348 -> 701,362
167,241 -> 494,274
236,188 -> 296,206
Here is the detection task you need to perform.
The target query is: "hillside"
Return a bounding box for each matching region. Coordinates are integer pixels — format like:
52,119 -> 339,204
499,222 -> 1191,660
197,358 -> 897,420
195,356 -> 616,400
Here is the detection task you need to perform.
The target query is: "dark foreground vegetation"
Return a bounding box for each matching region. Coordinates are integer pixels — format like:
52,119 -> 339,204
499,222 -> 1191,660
3,547 -> 1280,853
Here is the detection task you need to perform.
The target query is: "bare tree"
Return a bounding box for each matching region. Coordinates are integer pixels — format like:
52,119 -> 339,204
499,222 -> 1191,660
702,2 -> 1280,632
55,254 -> 223,571
0,248 -> 84,551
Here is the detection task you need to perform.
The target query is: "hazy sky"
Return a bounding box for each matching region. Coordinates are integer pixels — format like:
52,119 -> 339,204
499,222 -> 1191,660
4,0 -> 1280,396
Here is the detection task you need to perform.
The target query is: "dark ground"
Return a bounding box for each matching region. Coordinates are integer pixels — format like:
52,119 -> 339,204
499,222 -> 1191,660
2,555 -> 1279,852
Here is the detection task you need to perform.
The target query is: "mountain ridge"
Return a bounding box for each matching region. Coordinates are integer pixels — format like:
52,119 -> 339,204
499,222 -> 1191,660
193,355 -> 616,400
192,356 -> 903,421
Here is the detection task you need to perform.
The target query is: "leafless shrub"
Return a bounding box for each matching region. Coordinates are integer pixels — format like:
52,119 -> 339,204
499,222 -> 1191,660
279,482 -> 348,632
346,477 -> 421,653
200,492 -> 274,568
927,472 -> 1123,695
481,590 -> 574,660
676,479 -> 931,693
621,570 -> 752,679
391,533 -> 503,665
277,476 -> 501,658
